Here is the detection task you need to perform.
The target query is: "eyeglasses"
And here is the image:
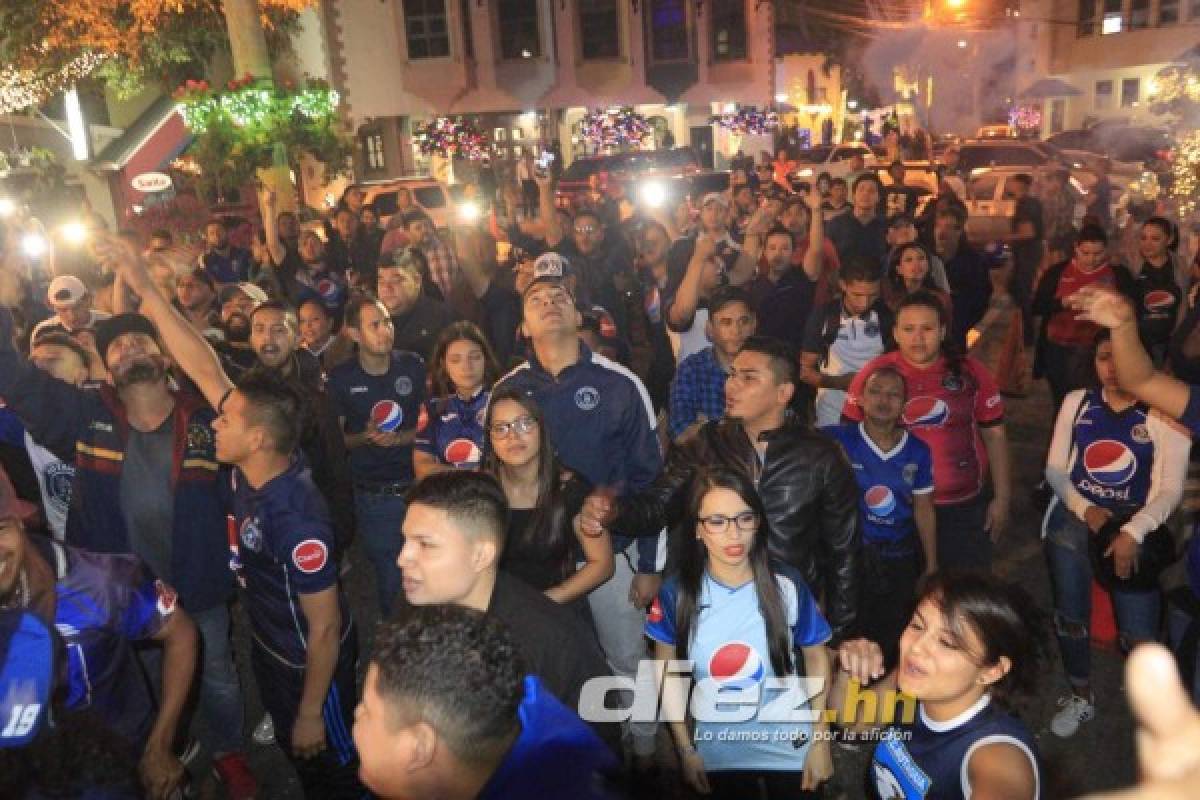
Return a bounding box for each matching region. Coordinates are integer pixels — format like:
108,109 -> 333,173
489,415 -> 536,438
574,225 -> 599,235
698,511 -> 759,535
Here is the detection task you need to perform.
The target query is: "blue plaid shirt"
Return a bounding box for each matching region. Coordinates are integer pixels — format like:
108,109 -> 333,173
668,347 -> 729,439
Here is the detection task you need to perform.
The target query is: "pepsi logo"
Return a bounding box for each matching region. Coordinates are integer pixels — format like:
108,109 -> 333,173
292,539 -> 329,574
317,278 -> 338,300
865,485 -> 897,517
647,597 -> 664,624
1083,439 -> 1138,486
155,580 -> 178,616
1144,290 -> 1175,312
902,397 -> 949,427
371,400 -> 404,433
708,642 -> 765,690
444,438 -> 482,466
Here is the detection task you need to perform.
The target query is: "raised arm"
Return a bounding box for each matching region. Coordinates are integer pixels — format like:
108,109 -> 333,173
97,235 -> 233,409
1067,286 -> 1192,419
536,172 -> 563,247
802,190 -> 825,282
259,187 -> 289,267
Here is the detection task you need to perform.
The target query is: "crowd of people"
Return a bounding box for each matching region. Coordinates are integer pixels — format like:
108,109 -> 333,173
0,145 -> 1199,800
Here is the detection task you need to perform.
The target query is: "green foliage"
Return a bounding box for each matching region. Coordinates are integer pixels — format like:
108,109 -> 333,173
176,77 -> 349,201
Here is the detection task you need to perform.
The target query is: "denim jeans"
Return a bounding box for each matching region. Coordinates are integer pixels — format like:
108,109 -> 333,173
934,495 -> 991,571
138,602 -> 246,756
1044,501 -> 1161,687
354,490 -> 406,614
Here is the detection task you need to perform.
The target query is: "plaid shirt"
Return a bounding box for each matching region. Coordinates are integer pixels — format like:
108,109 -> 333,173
421,237 -> 461,299
668,347 -> 728,439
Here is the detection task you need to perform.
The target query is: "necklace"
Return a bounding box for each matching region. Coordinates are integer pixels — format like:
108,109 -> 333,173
0,568 -> 29,611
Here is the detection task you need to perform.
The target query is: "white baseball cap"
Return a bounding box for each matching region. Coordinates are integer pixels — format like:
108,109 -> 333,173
46,275 -> 88,307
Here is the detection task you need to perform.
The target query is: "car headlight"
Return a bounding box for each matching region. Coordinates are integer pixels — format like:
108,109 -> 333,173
797,168 -> 814,177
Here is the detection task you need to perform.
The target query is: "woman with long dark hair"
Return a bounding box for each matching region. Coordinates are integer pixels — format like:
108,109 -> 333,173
844,291 -> 1011,571
646,467 -> 833,798
413,321 -> 501,478
1132,216 -> 1185,366
1042,328 -> 1188,738
836,571 -> 1045,800
882,242 -> 952,320
482,385 -> 614,604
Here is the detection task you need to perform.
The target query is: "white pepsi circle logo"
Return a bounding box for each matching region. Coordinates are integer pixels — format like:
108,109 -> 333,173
371,400 -> 404,432
1083,439 -> 1137,486
902,397 -> 949,427
444,437 -> 482,466
865,485 -> 897,516
574,386 -> 600,411
708,642 -> 765,690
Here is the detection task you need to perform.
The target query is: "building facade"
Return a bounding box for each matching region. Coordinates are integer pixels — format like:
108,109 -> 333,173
1017,0 -> 1195,133
323,0 -> 777,177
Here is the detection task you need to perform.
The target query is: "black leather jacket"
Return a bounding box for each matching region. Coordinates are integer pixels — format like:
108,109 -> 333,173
619,417 -> 861,640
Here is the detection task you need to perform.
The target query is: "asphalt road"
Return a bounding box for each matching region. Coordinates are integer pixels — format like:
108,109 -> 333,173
191,370 -> 1141,799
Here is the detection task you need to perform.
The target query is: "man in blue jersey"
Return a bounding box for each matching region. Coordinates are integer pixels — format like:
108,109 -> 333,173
328,293 -> 427,614
493,259 -> 665,764
352,603 -> 619,800
107,244 -> 363,795
821,366 -> 936,666
0,464 -> 198,799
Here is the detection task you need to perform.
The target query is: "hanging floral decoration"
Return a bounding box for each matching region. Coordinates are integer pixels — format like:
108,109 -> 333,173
412,117 -> 488,160
710,107 -> 781,136
1008,104 -> 1042,132
580,107 -> 652,148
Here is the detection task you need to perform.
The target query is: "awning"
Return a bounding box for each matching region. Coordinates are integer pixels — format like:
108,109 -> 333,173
91,95 -> 190,171
1018,78 -> 1083,99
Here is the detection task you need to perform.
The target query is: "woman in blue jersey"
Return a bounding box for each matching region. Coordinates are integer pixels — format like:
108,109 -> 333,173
823,366 -> 937,669
413,321 -> 501,478
837,571 -> 1044,800
1042,329 -> 1189,738
646,467 -> 833,798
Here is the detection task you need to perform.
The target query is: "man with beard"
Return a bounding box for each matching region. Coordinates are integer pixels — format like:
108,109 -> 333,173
247,301 -> 354,562
0,302 -> 257,797
199,219 -> 253,289
0,463 -> 199,799
216,282 -> 268,374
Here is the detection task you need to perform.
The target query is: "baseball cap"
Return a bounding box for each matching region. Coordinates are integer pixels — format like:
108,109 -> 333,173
522,253 -> 575,298
217,282 -> 270,307
46,275 -> 88,307
0,609 -> 55,749
0,464 -> 36,524
701,192 -> 730,209
93,313 -> 160,365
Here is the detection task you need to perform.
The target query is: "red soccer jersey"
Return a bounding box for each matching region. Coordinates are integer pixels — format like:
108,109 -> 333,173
1046,260 -> 1119,347
843,352 -> 1005,505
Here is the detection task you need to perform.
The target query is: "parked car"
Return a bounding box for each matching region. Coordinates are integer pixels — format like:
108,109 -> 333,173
975,124 -> 1019,140
356,178 -> 456,231
555,147 -> 700,211
961,166 -> 1126,246
1046,124 -> 1172,167
788,144 -> 877,181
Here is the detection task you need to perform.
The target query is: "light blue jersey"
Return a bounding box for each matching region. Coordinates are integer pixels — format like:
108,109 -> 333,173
645,563 -> 831,771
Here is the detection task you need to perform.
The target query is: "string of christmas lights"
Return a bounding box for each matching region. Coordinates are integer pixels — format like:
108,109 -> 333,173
1171,131 -> 1200,216
177,79 -> 340,133
1008,105 -> 1042,132
412,117 -> 488,160
711,107 -> 781,136
580,107 -> 651,149
0,53 -> 108,115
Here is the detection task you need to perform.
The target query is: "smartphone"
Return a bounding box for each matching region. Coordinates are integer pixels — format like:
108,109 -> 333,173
535,150 -> 555,177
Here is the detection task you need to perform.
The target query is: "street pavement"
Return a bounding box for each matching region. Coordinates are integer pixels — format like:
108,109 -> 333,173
198,372 -> 1140,799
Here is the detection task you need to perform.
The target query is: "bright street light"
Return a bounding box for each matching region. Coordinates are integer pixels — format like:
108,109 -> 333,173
59,221 -> 89,245
639,181 -> 667,209
957,39 -> 968,48
22,233 -> 48,258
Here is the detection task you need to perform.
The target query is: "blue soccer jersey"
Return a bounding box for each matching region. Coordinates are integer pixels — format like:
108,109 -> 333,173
413,388 -> 489,470
1065,388 -> 1158,514
822,423 -> 934,546
328,351 -> 426,485
38,539 -> 175,746
229,458 -> 351,668
871,696 -> 1040,799
645,563 -> 832,772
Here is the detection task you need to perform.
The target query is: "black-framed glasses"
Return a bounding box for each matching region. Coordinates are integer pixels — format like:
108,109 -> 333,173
698,511 -> 759,535
489,415 -> 536,438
